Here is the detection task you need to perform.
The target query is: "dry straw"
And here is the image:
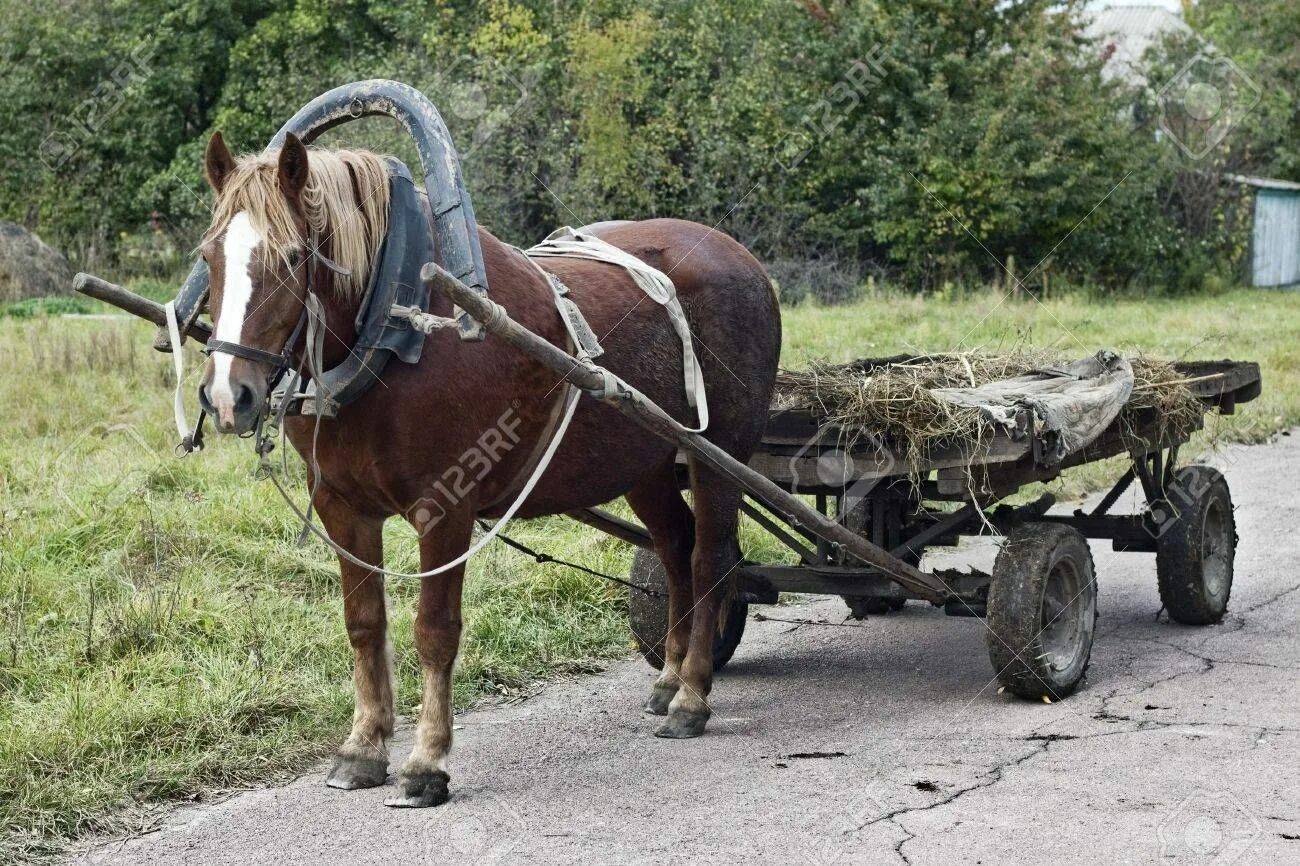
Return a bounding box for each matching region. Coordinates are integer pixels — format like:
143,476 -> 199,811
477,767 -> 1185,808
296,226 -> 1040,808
773,350 -> 1203,467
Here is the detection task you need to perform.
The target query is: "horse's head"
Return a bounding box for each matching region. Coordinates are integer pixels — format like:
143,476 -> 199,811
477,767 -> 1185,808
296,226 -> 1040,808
196,131 -> 390,434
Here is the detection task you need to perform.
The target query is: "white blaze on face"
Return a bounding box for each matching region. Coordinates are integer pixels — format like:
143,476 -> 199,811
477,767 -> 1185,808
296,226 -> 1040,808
210,211 -> 262,414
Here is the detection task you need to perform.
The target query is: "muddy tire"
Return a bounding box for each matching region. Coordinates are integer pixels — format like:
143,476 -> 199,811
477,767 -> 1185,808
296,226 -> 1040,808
987,523 -> 1098,701
1155,466 -> 1236,625
627,546 -> 747,671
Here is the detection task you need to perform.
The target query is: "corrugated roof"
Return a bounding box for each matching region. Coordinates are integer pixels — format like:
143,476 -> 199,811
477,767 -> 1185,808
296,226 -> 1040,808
1225,173 -> 1300,192
1083,5 -> 1194,84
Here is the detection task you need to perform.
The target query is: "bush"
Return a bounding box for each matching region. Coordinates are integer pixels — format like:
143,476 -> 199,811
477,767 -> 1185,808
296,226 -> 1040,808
1,296 -> 94,319
0,0 -> 1285,294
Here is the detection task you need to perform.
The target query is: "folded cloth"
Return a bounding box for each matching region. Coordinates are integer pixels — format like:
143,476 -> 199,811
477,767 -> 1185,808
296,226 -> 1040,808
931,351 -> 1134,463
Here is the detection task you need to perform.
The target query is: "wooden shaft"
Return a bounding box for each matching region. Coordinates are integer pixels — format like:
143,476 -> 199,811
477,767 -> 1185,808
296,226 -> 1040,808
72,273 -> 212,343
422,262 -> 950,602
567,507 -> 654,549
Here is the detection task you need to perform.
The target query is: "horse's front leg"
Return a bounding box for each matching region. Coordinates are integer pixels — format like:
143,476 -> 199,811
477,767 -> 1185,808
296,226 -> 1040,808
386,508 -> 473,808
317,490 -> 393,790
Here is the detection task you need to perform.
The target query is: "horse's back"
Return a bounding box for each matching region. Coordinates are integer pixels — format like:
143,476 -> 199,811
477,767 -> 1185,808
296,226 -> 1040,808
585,218 -> 774,304
472,217 -> 779,517
573,217 -> 781,453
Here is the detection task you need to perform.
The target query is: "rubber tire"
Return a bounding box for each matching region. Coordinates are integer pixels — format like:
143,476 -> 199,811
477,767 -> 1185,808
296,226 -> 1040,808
1156,466 -> 1236,625
986,523 -> 1098,701
627,546 -> 747,672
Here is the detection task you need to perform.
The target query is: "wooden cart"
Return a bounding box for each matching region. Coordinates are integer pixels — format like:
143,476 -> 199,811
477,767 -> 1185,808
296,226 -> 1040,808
68,77 -> 1265,701
622,358 -> 1261,698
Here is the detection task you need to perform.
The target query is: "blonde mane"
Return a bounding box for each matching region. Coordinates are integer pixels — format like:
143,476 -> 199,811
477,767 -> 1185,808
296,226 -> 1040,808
204,147 -> 392,295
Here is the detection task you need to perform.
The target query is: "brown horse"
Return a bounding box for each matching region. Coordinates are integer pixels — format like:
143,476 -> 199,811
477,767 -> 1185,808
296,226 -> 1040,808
196,131 -> 781,807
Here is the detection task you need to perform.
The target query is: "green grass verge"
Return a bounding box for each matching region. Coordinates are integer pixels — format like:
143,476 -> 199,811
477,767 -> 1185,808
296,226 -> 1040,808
2,285 -> 1297,859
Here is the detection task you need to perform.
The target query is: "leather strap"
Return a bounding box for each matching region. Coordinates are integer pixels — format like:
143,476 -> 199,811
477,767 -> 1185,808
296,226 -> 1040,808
203,339 -> 290,368
480,250 -> 584,510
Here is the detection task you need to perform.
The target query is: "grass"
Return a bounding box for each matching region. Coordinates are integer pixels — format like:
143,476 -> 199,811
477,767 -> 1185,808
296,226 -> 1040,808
2,284 -> 1298,860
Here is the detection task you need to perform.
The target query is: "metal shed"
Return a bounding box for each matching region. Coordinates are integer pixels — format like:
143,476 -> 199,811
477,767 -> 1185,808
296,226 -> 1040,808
1227,174 -> 1300,288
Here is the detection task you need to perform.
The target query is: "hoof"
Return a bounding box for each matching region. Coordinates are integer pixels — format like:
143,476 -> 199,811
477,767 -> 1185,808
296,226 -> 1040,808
325,755 -> 388,790
384,769 -> 451,808
644,685 -> 676,716
654,707 -> 710,739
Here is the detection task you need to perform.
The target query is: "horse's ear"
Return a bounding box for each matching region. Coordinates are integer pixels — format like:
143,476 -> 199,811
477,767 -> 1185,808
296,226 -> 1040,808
277,133 -> 309,201
204,131 -> 236,195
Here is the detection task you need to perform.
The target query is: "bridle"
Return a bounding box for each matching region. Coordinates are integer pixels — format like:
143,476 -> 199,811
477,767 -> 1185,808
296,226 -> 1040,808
186,240 -> 349,454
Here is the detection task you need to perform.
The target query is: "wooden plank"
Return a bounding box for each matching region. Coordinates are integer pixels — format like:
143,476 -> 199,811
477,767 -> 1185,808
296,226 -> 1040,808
73,273 -> 213,344
743,564 -> 989,598
739,499 -> 817,565
750,434 -> 1029,486
566,507 -> 652,549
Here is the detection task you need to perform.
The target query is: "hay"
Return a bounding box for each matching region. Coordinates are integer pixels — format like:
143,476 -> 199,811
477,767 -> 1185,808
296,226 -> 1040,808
772,350 -> 1203,465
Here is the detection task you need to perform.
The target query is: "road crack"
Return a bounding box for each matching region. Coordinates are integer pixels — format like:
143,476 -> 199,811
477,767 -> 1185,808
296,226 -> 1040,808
855,740 -> 1053,864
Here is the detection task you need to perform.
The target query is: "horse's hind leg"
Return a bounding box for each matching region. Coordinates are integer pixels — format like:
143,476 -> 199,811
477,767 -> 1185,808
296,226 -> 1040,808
625,466 -> 695,715
317,491 -> 394,791
656,459 -> 741,739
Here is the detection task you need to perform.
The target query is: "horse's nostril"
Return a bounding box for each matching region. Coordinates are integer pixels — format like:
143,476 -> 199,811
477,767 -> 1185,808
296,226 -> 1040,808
234,384 -> 255,410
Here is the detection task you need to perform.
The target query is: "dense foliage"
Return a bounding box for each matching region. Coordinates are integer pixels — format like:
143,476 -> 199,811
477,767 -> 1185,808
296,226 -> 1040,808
0,0 -> 1292,293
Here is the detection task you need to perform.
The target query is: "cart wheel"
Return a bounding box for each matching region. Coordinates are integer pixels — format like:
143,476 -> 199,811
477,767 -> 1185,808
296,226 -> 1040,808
987,523 -> 1098,701
627,547 -> 747,671
1156,466 -> 1236,625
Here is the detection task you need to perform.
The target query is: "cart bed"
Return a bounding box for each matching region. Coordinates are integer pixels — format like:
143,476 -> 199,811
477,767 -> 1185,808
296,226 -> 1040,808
753,359 -> 1261,495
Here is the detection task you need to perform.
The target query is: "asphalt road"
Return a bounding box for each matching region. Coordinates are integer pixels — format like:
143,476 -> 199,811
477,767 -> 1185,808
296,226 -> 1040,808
79,433 -> 1300,865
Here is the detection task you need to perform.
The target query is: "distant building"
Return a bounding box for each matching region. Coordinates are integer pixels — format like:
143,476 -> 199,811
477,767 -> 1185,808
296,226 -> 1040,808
1083,4 -> 1192,85
1226,175 -> 1300,288
1085,7 -> 1298,288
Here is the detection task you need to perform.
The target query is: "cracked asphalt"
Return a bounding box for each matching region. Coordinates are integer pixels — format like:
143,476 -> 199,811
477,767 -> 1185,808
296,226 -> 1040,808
79,433 -> 1300,865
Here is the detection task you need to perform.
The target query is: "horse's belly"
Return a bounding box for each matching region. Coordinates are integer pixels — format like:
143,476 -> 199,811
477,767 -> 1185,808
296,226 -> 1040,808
485,397 -> 679,519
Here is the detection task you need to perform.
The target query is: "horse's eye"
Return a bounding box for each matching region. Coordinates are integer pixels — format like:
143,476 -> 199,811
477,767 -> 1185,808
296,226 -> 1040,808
288,250 -> 304,269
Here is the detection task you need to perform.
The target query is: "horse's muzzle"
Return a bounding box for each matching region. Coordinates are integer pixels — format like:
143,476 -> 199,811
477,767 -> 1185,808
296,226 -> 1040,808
198,377 -> 264,435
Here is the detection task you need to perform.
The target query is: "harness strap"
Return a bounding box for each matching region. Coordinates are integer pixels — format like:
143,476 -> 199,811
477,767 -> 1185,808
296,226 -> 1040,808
479,251 -> 588,511
164,300 -> 201,453
525,226 -> 708,432
203,340 -> 289,368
